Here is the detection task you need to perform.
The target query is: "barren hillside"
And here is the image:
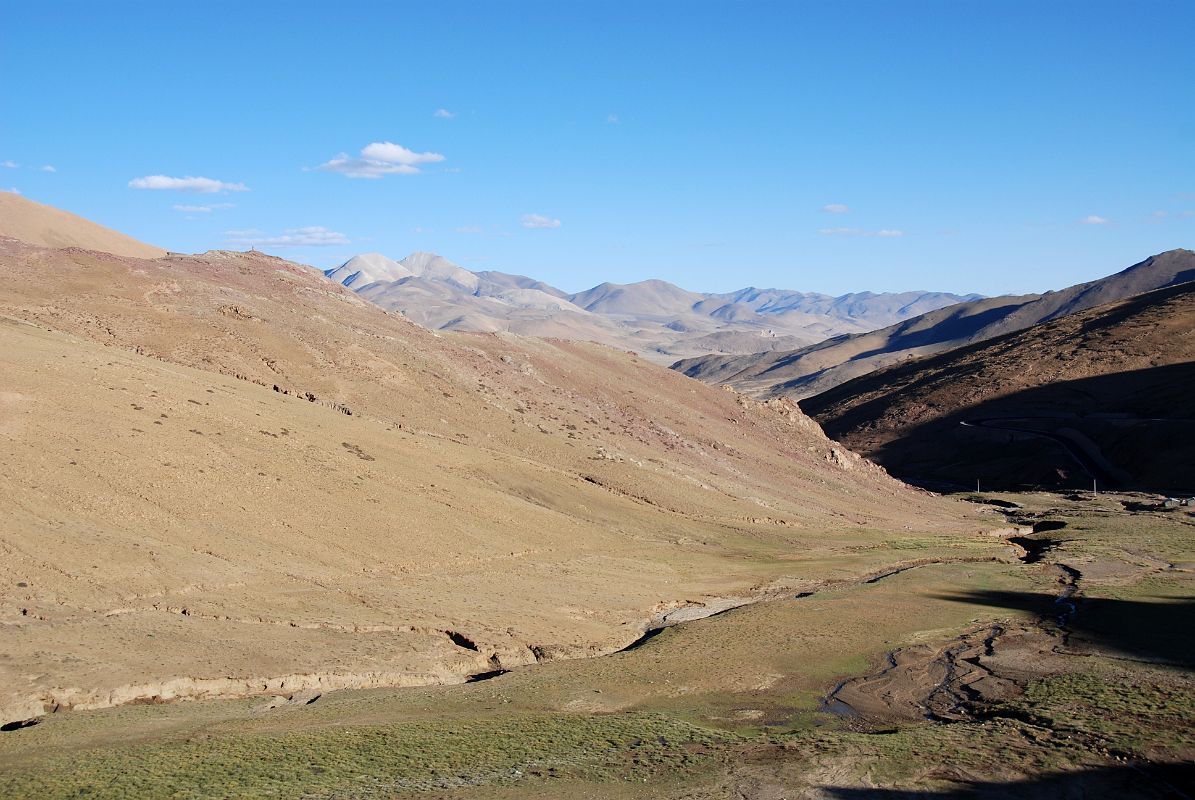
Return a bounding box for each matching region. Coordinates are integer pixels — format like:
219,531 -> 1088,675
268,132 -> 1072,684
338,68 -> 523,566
0,232 -> 987,727
802,281 -> 1195,490
0,192 -> 164,258
674,249 -> 1195,399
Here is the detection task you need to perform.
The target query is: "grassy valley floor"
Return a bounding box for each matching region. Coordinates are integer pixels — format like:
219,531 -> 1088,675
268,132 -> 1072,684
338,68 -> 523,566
2,491 -> 1192,798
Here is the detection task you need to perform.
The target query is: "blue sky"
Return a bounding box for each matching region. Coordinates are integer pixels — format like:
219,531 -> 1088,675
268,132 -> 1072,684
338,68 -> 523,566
2,1 -> 1192,296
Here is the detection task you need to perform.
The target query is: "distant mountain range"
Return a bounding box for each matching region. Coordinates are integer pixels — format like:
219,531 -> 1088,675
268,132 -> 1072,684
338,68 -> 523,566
673,249 -> 1195,398
324,251 -> 980,364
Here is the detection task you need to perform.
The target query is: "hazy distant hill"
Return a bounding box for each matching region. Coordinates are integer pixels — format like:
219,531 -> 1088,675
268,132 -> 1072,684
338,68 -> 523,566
325,252 -> 979,364
673,249 -> 1195,398
0,191 -> 164,259
801,280 -> 1195,491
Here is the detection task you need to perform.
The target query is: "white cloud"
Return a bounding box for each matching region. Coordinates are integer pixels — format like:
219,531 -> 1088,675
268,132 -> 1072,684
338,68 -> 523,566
40,165 -> 56,173
225,226 -> 350,248
454,225 -> 484,234
521,213 -> 561,229
606,113 -> 620,124
1152,210 -> 1169,218
433,108 -> 455,119
360,142 -> 441,165
1081,215 -> 1109,225
320,155 -> 420,177
3,187 -> 20,194
818,227 -> 904,238
1,160 -> 17,169
129,175 -> 249,193
315,141 -> 445,179
172,203 -> 234,213
821,203 -> 850,214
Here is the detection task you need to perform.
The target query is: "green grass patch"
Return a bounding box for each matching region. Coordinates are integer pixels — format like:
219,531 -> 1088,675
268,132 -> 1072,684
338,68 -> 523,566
0,713 -> 738,799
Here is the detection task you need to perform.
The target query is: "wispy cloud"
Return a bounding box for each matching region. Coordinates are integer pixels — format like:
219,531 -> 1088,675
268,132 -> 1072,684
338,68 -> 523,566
452,224 -> 512,238
0,161 -> 55,173
818,227 -> 904,237
821,203 -> 850,214
1081,215 -> 1109,225
130,175 -> 249,193
606,113 -> 620,124
172,203 -> 235,213
225,226 -> 349,247
2,187 -> 20,194
315,141 -> 445,179
521,213 -> 561,229
433,108 -> 455,119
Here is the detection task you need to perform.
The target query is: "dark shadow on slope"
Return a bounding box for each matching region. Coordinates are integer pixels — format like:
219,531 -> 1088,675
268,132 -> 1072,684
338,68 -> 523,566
839,300 -> 1037,366
754,300 -> 1037,389
807,280 -> 1195,433
821,762 -> 1195,799
802,279 -> 1195,491
820,362 -> 1195,492
931,590 -> 1195,667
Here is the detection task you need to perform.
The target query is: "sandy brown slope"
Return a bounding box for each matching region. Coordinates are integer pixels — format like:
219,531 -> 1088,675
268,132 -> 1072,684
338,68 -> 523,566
802,281 -> 1195,491
0,192 -> 165,258
0,238 -> 991,726
674,249 -> 1195,399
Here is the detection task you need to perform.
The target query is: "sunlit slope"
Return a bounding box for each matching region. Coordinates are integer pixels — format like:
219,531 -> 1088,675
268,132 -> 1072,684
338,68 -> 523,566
0,237 -> 987,725
0,191 -> 165,258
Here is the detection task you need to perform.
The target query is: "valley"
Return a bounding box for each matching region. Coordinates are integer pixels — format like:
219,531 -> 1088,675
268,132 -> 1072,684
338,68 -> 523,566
4,66 -> 1190,794
0,219 -> 986,733
2,491 -> 1191,798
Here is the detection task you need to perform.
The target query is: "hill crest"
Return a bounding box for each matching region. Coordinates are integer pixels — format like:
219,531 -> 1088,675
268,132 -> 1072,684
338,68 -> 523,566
673,249 -> 1195,399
